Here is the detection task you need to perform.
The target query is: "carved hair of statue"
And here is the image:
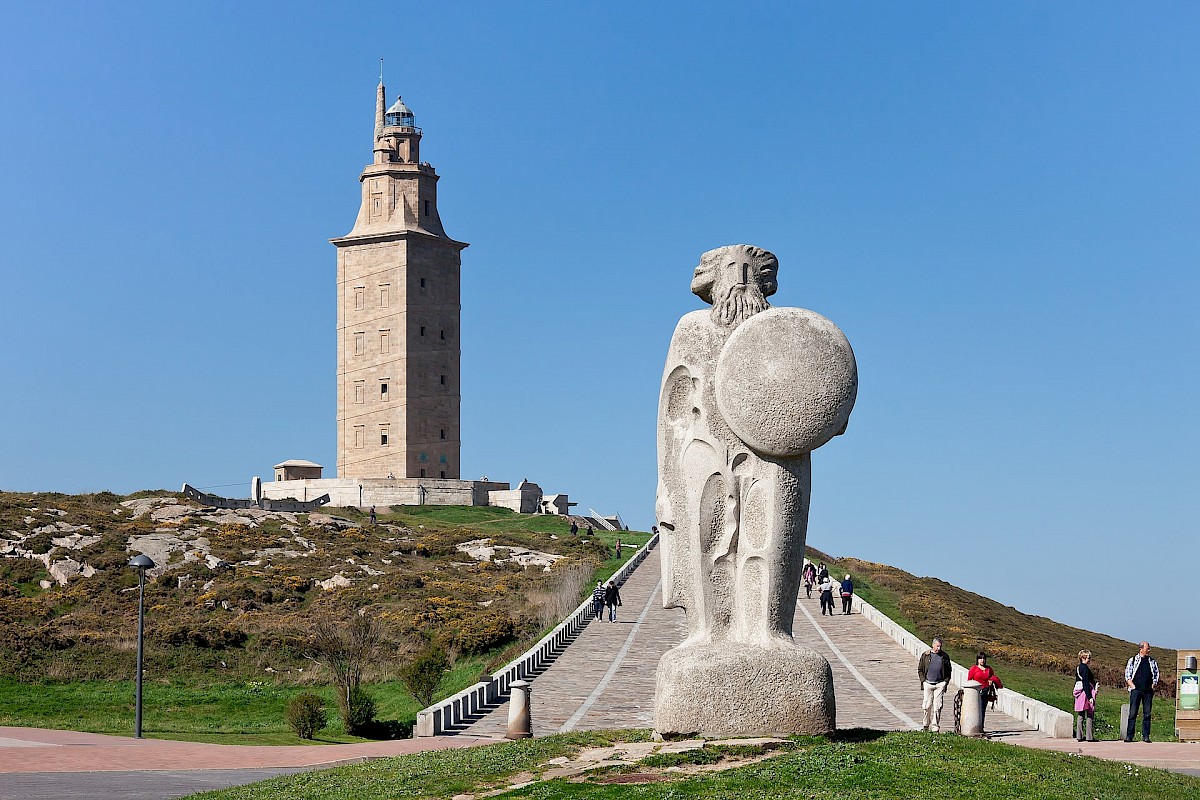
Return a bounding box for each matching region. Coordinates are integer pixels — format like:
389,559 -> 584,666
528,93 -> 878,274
689,244 -> 779,328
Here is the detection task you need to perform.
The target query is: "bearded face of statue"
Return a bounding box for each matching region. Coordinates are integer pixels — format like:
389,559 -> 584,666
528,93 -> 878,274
691,245 -> 779,328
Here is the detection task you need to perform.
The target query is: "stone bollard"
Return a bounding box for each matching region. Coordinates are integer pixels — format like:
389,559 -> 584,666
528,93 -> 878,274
506,680 -> 532,739
1120,703 -> 1130,738
960,682 -> 983,737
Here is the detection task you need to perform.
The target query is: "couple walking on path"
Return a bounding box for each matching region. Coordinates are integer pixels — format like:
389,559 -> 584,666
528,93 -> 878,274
917,641 -> 1003,735
591,581 -> 622,622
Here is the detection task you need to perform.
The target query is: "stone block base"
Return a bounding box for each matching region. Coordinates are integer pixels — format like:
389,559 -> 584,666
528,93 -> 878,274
654,641 -> 836,737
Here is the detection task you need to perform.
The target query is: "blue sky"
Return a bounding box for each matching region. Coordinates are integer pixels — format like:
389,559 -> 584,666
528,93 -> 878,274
2,3 -> 1196,650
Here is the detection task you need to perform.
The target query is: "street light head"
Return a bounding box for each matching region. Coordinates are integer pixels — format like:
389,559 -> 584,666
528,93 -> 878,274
128,554 -> 155,570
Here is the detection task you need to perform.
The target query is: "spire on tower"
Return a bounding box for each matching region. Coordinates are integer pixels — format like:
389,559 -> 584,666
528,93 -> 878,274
375,71 -> 386,142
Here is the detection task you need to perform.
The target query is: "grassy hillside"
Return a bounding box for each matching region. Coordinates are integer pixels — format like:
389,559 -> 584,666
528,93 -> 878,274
807,546 -> 1180,740
0,490 -> 648,739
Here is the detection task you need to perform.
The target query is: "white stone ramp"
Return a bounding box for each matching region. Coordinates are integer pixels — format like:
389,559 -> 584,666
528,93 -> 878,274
455,549 -> 1031,736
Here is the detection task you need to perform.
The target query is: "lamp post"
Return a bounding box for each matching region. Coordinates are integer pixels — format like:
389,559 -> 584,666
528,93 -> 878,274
127,554 -> 155,738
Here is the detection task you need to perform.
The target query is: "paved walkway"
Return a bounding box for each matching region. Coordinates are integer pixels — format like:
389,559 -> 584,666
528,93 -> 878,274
455,547 -> 1027,737
0,768 -> 308,800
0,727 -> 490,774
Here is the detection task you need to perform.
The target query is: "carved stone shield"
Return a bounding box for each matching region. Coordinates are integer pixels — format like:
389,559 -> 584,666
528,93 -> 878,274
714,307 -> 858,458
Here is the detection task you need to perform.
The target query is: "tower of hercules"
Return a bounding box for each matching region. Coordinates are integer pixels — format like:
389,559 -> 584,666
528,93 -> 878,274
331,82 -> 467,480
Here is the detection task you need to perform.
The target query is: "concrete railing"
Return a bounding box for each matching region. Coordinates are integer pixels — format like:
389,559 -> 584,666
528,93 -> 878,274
813,563 -> 1073,738
416,533 -> 660,736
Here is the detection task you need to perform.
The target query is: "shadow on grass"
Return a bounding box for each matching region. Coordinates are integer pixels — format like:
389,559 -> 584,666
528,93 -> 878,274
357,719 -> 414,740
828,727 -> 889,743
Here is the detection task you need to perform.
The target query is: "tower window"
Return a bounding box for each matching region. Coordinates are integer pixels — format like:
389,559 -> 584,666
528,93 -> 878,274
423,200 -> 430,216
440,330 -> 445,340
440,470 -> 446,479
380,330 -> 391,353
380,382 -> 389,400
419,468 -> 426,478
380,426 -> 389,446
354,381 -> 365,404
354,287 -> 365,310
353,425 -> 365,448
440,374 -> 446,385
379,284 -> 390,307
420,277 -> 426,288
354,332 -> 365,355
419,452 -> 427,462
420,326 -> 425,336
440,429 -> 446,440
440,455 -> 447,464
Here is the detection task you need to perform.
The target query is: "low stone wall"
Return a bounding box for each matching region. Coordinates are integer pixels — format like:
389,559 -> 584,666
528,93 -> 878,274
843,580 -> 1074,738
416,533 -> 660,737
262,478 -> 510,508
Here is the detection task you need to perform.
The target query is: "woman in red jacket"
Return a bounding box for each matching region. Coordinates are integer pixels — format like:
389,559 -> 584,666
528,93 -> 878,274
967,652 -> 1003,732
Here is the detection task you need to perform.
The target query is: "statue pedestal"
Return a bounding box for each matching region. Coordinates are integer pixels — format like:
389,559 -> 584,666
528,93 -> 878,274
654,641 -> 835,737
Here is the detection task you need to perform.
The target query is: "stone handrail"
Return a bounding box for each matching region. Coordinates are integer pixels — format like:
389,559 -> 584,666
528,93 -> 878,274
811,562 -> 1073,738
416,533 -> 660,737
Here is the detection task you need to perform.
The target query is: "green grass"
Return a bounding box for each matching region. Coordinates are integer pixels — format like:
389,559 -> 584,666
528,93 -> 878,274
0,668 -> 501,744
185,730 -> 1200,800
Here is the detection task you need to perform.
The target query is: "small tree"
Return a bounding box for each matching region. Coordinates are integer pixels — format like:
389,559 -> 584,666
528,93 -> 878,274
305,611 -> 383,734
400,642 -> 449,707
286,692 -> 327,740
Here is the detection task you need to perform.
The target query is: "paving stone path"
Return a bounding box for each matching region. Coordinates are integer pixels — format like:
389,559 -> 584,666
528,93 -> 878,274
457,546 -> 1030,738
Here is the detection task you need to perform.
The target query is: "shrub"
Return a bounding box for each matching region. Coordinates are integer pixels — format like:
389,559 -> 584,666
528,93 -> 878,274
400,643 -> 449,707
338,686 -> 376,735
451,612 -> 517,655
286,692 -> 328,740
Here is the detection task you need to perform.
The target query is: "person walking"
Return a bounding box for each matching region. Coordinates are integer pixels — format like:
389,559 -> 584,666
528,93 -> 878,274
369,506 -> 377,526
604,580 -> 622,622
591,581 -> 606,621
817,562 -> 829,583
570,520 -> 579,536
802,562 -> 816,598
918,637 -> 953,732
1124,641 -> 1160,742
840,573 -> 854,614
967,652 -> 1003,734
1074,650 -> 1099,742
819,575 -> 835,616
615,539 -> 622,559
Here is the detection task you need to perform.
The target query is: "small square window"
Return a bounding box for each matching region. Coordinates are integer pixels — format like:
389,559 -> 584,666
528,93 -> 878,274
419,468 -> 426,478
440,470 -> 446,479
439,455 -> 447,464
419,452 -> 427,462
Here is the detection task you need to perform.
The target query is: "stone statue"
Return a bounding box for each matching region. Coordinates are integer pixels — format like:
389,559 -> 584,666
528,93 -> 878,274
653,244 -> 857,737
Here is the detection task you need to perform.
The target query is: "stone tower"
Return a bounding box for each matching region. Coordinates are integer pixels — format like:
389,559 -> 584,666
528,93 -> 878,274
331,81 -> 467,479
